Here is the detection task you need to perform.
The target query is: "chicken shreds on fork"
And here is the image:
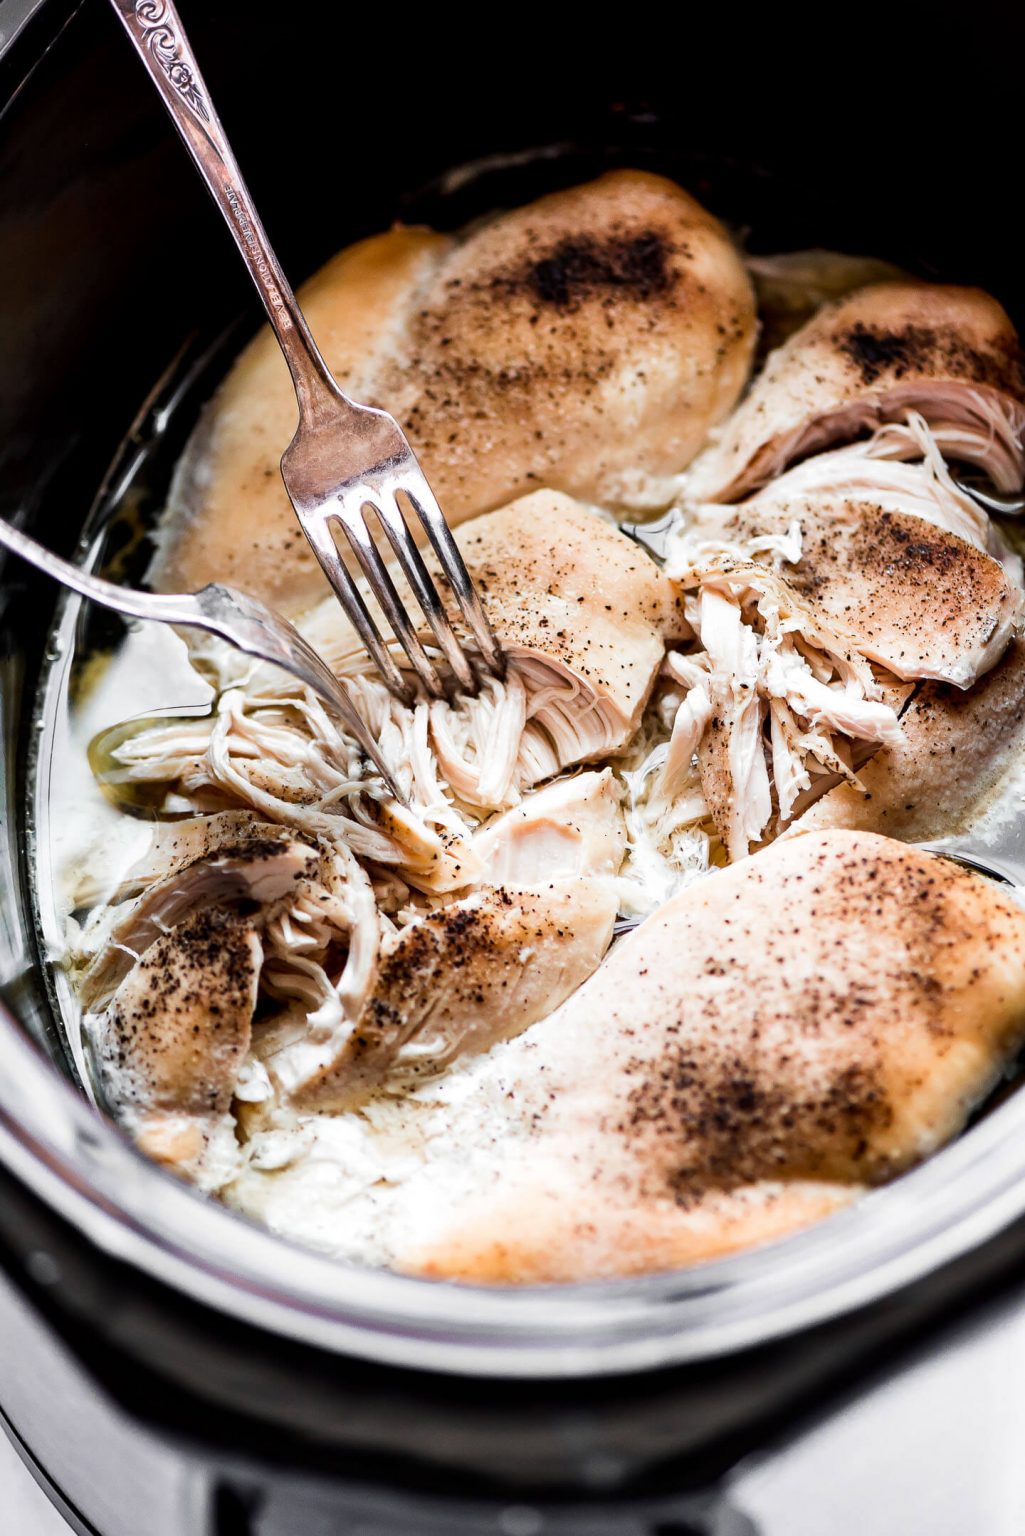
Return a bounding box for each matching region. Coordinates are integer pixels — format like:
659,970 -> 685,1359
298,489 -> 682,811
321,831 -> 1025,1284
685,282 -> 1025,504
90,494 -> 675,905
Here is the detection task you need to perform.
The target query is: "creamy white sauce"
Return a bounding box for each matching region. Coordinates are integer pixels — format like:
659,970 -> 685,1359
36,240 -> 1025,1272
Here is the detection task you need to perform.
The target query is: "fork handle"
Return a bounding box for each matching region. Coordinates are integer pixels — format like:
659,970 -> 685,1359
109,0 -> 346,421
0,516 -> 199,627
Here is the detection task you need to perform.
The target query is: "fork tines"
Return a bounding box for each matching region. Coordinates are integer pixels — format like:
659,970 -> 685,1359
293,469 -> 504,704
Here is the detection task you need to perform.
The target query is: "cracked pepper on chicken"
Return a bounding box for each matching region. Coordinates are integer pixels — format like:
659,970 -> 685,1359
54,168 -> 1025,1283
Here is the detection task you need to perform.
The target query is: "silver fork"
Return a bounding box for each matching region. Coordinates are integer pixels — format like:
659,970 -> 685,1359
110,0 -> 503,705
0,518 -> 403,800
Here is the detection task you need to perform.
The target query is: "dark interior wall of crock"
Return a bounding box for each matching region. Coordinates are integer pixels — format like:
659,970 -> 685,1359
3,0 -> 1025,546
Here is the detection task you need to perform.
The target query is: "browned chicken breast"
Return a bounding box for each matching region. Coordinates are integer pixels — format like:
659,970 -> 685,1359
275,877 -> 617,1110
154,170 -> 756,613
686,283 -> 1025,503
689,494 -> 1022,687
95,908 -> 261,1170
748,248 -> 909,357
373,831 -> 1025,1282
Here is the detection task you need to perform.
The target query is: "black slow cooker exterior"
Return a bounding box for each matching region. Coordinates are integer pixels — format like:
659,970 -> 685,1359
5,3 -> 1025,1531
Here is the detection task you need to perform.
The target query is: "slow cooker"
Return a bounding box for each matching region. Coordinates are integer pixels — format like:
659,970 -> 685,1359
5,3 -> 1025,1530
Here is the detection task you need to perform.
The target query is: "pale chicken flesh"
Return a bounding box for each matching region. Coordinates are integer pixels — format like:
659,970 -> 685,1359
57,176 -> 1025,1286
470,769 -> 626,887
229,832 -> 1025,1282
271,877 -> 618,1111
153,170 -> 756,615
686,282 -> 1025,503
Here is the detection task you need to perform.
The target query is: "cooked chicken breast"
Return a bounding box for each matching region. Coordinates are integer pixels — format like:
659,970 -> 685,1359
748,248 -> 909,357
300,489 -> 679,817
79,827 -> 318,1010
689,495 -> 1022,687
687,283 -> 1025,503
662,557 -> 902,859
457,490 -> 679,759
793,639 -> 1025,840
272,877 -> 617,1109
373,831 -> 1025,1282
66,182 -> 1025,1295
738,422 -> 1012,563
470,769 -> 626,886
95,908 -> 261,1171
154,170 -> 755,613
107,810 -> 310,899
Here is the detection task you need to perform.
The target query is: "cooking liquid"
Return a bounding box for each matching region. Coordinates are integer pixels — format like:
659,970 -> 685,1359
25,241 -> 1025,1257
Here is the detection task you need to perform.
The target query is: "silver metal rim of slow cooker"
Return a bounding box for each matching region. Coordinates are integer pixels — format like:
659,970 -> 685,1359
2,1000 -> 1025,1380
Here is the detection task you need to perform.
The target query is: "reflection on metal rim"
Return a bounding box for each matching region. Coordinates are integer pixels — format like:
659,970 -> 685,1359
4,1000 -> 1025,1380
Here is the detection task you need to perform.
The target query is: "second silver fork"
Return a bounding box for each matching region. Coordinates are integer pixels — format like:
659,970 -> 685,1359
110,0 -> 503,705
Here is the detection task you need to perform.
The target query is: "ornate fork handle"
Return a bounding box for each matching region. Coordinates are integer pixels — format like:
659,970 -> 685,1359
110,0 -> 346,421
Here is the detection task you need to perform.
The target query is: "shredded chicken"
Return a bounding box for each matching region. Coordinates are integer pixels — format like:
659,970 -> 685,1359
656,553 -> 902,859
59,211 -> 1025,1283
268,876 -> 618,1110
223,833 -> 1025,1283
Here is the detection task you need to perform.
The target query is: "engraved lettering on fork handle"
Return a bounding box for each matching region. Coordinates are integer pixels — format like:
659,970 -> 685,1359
222,183 -> 292,327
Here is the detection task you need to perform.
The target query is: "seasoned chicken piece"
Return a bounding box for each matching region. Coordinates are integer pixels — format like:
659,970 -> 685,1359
739,420 -> 1013,562
95,908 -> 261,1172
272,877 -> 617,1109
78,827 -> 318,1010
792,639 -> 1025,840
457,490 -> 679,763
470,769 -> 626,886
365,831 -> 1025,1282
689,495 -> 1022,687
300,490 -> 679,810
155,170 -> 755,613
105,810 -> 304,900
662,558 -> 902,859
687,283 -> 1025,503
748,248 -> 910,357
